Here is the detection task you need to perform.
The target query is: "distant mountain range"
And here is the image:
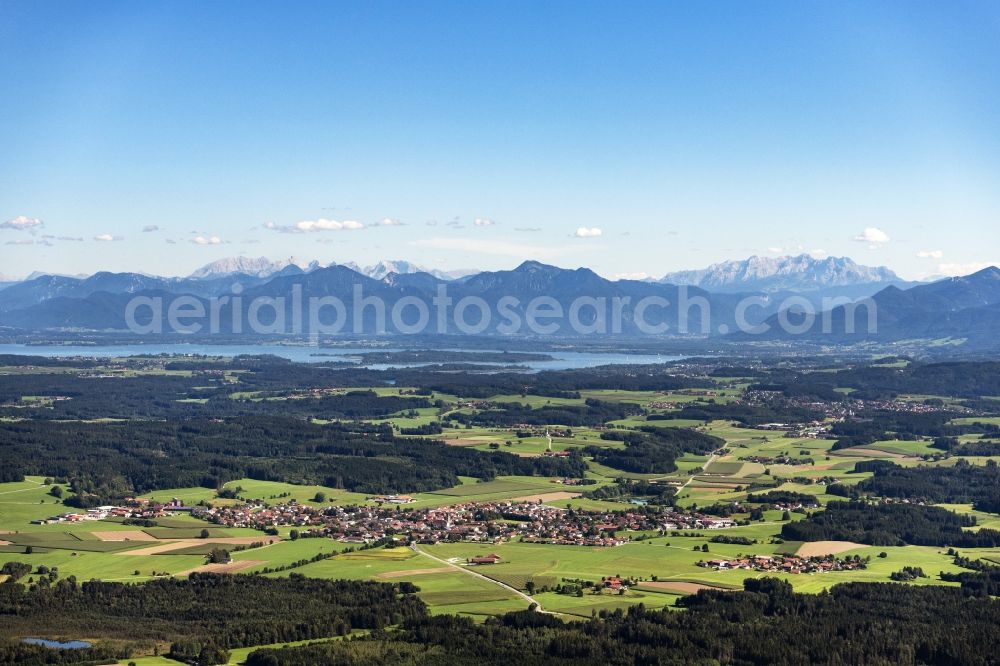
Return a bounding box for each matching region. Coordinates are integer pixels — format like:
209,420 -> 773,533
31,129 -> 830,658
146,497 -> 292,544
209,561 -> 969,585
187,256 -> 315,279
186,257 -> 474,282
746,266 -> 1000,350
661,254 -> 913,296
2,255 -> 998,350
14,253 -> 908,292
0,261 -> 774,334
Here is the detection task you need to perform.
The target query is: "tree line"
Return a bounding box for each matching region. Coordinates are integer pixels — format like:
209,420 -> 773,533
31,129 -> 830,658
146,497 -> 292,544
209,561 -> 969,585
244,578 -> 1000,665
0,417 -> 585,503
585,425 -> 721,474
831,460 -> 1000,512
0,573 -> 426,665
780,500 -> 1000,547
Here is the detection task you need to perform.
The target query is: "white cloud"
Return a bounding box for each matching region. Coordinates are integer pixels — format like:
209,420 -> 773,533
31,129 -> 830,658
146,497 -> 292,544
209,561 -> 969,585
515,227 -> 541,232
809,249 -> 828,258
298,219 -> 363,232
5,239 -> 34,245
574,227 -> 603,238
1,215 -> 44,231
165,239 -> 177,244
852,227 -> 891,247
916,250 -> 944,259
94,234 -> 123,242
410,237 -> 570,260
142,225 -> 160,233
265,219 -> 365,233
767,247 -> 785,254
192,235 -> 222,245
378,218 -> 404,227
58,236 -> 84,242
613,271 -> 650,280
474,218 -> 496,227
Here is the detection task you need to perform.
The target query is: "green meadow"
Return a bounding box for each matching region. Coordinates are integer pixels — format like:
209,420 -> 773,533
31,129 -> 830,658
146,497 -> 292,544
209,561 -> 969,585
4,383 -> 1000,630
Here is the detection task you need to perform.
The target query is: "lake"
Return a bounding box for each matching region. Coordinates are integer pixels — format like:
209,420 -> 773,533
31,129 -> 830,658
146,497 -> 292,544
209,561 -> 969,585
21,638 -> 92,649
0,343 -> 684,371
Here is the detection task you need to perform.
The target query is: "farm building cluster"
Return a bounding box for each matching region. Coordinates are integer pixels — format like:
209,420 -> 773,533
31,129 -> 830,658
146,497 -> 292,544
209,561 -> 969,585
30,497 -> 190,525
698,553 -> 868,574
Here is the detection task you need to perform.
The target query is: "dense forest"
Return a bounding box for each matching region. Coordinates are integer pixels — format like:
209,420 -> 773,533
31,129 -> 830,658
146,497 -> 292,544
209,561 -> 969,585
938,439 -> 1000,457
0,573 -> 425,665
832,362 -> 1000,400
761,361 -> 1000,402
828,411 -> 974,449
0,418 -> 585,501
8,574 -> 1000,665
831,460 -> 1000,511
445,398 -> 640,427
244,578 -> 1000,666
940,559 -> 1000,597
584,425 -> 722,474
649,401 -> 825,427
0,371 -> 434,420
780,501 -> 1000,547
745,490 -> 819,506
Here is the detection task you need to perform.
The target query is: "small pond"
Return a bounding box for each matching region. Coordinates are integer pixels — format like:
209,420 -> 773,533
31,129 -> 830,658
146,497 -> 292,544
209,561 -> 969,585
21,638 -> 92,649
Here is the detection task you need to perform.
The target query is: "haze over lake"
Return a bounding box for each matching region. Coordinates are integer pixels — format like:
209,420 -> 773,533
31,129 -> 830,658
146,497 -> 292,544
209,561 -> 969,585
0,343 -> 683,371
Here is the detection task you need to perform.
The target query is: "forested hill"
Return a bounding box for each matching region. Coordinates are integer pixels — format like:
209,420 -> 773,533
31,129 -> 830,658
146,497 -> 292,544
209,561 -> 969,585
780,501 -> 1000,548
0,574 -> 426,665
0,418 -> 585,502
243,578 -> 1000,665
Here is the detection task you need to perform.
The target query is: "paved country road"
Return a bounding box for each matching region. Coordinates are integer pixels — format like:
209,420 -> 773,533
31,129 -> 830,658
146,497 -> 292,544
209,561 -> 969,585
409,543 -> 561,615
677,450 -> 721,493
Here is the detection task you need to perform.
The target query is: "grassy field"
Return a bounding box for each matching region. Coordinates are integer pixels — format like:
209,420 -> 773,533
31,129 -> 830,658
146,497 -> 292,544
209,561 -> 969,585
4,383 -> 1000,627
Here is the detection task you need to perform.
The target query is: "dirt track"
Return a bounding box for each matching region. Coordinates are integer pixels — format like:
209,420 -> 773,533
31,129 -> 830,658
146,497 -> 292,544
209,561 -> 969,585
833,448 -> 907,459
115,536 -> 277,556
375,567 -> 455,578
441,438 -> 486,447
509,491 -> 581,503
92,530 -> 157,542
176,560 -> 264,576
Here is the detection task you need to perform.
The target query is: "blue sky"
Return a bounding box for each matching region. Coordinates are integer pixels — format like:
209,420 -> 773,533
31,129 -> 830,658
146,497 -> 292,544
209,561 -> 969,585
2,1 -> 999,280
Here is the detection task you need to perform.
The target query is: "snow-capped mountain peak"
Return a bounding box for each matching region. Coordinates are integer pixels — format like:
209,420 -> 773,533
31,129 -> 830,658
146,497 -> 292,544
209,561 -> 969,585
188,256 -> 312,279
660,254 -> 903,293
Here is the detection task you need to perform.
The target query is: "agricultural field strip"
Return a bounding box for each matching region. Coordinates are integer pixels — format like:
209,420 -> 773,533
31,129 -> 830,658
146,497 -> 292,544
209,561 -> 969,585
408,544 -> 555,615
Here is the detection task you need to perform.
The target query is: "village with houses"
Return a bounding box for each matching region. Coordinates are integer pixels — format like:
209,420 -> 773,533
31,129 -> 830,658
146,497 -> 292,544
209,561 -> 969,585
29,493 -> 744,548
192,498 -> 737,547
